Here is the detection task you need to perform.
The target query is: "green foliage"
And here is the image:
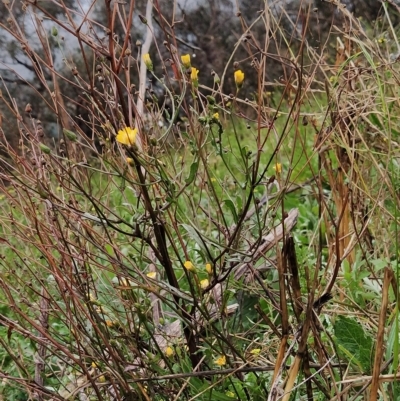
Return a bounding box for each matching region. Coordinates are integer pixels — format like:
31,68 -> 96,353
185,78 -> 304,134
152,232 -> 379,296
334,316 -> 374,373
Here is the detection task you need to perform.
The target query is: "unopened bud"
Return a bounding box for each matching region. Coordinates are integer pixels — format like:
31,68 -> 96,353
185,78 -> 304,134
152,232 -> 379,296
39,143 -> 51,154
63,128 -> 77,142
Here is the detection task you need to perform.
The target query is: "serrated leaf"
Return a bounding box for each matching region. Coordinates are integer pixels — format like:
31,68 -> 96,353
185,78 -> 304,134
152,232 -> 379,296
334,316 -> 373,373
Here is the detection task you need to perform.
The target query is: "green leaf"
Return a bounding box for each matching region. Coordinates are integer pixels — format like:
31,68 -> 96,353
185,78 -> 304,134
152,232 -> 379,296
369,113 -> 383,130
224,199 -> 238,223
181,224 -> 209,258
210,391 -> 237,401
334,316 -> 373,373
185,161 -> 198,185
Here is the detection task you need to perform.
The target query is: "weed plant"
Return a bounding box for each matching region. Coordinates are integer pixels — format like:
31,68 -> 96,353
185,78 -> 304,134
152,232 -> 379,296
0,1 -> 400,400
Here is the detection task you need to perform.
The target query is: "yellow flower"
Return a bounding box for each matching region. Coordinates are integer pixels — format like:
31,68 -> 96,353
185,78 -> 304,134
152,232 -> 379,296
215,355 -> 226,366
116,127 -> 137,146
212,112 -> 219,121
205,263 -> 213,274
234,69 -> 245,88
143,53 -> 153,71
181,54 -> 191,68
184,260 -> 196,272
200,279 -> 209,289
146,272 -> 157,279
250,348 -> 261,355
191,67 -> 199,87
126,157 -> 134,165
191,67 -> 199,80
165,346 -> 174,357
273,163 -> 282,174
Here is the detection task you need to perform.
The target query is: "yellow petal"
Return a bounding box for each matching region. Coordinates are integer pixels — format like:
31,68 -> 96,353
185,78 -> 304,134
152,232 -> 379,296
200,279 -> 209,289
184,261 -> 196,272
250,348 -> 261,355
181,54 -> 191,68
205,263 -> 213,274
234,70 -> 245,87
165,346 -> 174,357
191,67 -> 199,81
146,272 -> 157,279
116,127 -> 137,146
273,163 -> 282,174
215,355 -> 226,366
143,53 -> 153,71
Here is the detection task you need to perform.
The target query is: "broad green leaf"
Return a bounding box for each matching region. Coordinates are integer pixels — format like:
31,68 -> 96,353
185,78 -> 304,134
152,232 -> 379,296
334,316 -> 373,373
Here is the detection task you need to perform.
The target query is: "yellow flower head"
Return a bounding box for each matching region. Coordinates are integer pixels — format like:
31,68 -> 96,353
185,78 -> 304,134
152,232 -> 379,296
234,69 -> 245,88
250,348 -> 261,355
200,279 -> 209,289
212,112 -> 219,121
205,263 -> 213,274
206,263 -> 213,276
184,260 -> 196,272
146,272 -> 157,279
273,163 -> 282,174
191,67 -> 199,80
191,67 -> 199,87
181,54 -> 191,68
143,53 -> 153,71
215,355 -> 226,366
116,127 -> 137,146
165,346 -> 174,357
